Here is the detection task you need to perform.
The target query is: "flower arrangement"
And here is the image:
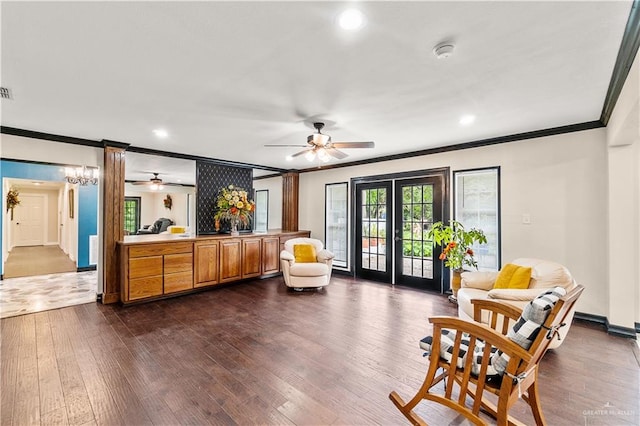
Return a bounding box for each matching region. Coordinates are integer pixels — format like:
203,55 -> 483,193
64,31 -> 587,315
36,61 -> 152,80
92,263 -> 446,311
6,188 -> 20,212
427,220 -> 487,271
213,184 -> 255,231
163,194 -> 172,210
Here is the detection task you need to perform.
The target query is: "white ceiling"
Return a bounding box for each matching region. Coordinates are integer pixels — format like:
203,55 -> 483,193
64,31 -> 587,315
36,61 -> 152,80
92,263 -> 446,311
1,1 -> 633,181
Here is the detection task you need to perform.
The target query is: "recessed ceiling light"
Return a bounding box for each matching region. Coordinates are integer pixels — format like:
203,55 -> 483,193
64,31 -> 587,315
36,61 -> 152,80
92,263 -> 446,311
153,128 -> 169,139
459,115 -> 476,126
32,182 -> 42,186
338,9 -> 365,31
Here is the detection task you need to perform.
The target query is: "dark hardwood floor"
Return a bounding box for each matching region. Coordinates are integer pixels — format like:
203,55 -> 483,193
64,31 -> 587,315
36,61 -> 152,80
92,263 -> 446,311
1,275 -> 638,425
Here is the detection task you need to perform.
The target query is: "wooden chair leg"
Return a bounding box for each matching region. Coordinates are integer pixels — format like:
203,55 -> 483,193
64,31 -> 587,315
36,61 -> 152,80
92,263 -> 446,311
525,379 -> 546,426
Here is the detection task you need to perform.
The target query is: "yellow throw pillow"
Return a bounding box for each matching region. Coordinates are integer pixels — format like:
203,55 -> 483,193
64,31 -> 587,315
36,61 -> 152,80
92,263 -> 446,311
293,244 -> 317,263
493,263 -> 532,289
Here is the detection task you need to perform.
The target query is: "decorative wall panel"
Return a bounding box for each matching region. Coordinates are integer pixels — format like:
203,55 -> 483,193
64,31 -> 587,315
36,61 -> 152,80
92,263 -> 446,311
196,162 -> 253,234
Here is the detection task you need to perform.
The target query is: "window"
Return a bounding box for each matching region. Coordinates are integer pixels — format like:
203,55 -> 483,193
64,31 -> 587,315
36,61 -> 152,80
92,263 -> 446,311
123,197 -> 141,235
325,182 -> 348,268
454,168 -> 500,271
254,190 -> 268,232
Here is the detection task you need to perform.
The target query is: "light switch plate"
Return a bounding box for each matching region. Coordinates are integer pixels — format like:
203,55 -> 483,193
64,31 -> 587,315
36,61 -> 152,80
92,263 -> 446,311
522,213 -> 531,224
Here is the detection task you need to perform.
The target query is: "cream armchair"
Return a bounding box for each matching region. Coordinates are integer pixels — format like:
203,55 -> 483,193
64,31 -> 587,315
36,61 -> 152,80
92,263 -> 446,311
280,238 -> 335,290
457,258 -> 579,348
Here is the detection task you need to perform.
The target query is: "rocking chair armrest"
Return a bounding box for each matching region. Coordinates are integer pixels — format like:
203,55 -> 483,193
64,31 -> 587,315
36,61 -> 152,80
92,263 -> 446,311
428,316 -> 533,363
471,298 -> 523,323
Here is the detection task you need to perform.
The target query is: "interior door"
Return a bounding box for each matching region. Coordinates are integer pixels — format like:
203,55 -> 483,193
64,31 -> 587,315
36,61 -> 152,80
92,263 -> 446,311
355,182 -> 392,282
14,194 -> 46,247
394,177 -> 443,291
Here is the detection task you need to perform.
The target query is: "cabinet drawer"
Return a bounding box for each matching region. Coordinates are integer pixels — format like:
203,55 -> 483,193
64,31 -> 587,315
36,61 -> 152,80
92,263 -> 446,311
129,256 -> 163,279
129,276 -> 163,300
164,271 -> 193,294
130,242 -> 192,258
164,253 -> 193,274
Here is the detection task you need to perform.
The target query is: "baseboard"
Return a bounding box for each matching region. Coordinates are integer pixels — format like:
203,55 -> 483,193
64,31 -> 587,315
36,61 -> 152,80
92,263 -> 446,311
77,265 -> 97,272
575,311 -> 637,339
332,269 -> 354,277
96,293 -> 103,303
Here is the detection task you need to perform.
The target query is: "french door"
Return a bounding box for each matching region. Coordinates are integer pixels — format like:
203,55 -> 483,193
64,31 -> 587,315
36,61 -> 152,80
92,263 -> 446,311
393,177 -> 443,291
355,175 -> 444,292
355,182 -> 392,282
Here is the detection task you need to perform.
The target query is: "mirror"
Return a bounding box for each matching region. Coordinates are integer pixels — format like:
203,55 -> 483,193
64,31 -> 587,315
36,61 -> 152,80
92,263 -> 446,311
125,152 -> 196,235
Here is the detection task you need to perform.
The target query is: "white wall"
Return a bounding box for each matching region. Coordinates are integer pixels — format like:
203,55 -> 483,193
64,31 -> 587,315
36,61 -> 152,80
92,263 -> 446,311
253,176 -> 283,230
606,50 -> 639,328
298,128 -> 609,321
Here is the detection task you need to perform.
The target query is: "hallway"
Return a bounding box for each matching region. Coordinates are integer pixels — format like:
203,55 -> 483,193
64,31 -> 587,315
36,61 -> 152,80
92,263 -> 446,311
3,245 -> 76,278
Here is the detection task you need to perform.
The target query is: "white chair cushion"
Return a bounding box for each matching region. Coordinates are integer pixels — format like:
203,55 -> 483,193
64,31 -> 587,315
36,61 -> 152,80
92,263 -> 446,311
290,263 -> 329,277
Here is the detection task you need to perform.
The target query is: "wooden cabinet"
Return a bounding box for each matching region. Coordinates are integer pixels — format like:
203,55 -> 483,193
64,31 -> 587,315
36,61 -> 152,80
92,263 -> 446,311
121,241 -> 193,303
220,239 -> 242,283
119,230 -> 310,304
164,253 -> 193,294
194,241 -> 219,287
261,236 -> 280,275
242,238 -> 262,278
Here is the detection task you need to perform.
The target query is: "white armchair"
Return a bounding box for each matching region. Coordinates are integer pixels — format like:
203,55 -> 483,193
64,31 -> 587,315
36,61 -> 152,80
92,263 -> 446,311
457,258 -> 579,348
280,238 -> 335,290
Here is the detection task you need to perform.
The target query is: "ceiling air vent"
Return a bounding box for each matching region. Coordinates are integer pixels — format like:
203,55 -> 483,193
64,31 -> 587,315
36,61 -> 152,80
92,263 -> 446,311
0,87 -> 13,100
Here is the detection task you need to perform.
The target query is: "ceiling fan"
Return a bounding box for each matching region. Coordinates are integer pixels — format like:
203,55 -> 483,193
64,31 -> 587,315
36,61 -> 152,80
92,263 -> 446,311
265,122 -> 375,162
131,173 -> 180,190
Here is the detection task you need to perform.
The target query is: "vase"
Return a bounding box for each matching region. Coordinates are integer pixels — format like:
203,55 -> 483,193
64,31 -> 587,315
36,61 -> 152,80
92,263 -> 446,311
230,218 -> 239,237
450,269 -> 463,301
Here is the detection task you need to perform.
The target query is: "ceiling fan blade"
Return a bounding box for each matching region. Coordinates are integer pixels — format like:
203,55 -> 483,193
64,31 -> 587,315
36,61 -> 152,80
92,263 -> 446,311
331,141 -> 375,149
326,148 -> 348,159
264,144 -> 310,147
290,148 -> 313,158
131,181 -> 152,185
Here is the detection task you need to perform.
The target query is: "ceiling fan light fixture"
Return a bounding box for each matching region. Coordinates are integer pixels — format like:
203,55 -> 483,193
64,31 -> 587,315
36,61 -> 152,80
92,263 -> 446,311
317,148 -> 331,163
308,133 -> 331,146
305,150 -> 316,162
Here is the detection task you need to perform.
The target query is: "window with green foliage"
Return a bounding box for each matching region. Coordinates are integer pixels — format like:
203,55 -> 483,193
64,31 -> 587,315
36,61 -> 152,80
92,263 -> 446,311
124,197 -> 141,235
454,168 -> 500,271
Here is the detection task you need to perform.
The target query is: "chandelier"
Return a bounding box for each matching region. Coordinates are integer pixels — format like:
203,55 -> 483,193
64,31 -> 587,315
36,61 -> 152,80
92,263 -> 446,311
65,166 -> 99,186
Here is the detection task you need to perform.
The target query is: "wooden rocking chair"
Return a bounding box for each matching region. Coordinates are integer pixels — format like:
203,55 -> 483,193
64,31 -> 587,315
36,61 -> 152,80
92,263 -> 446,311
389,285 -> 584,426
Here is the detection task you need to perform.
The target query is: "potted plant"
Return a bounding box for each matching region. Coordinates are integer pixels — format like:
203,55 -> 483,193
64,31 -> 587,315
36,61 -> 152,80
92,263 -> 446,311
427,220 -> 487,302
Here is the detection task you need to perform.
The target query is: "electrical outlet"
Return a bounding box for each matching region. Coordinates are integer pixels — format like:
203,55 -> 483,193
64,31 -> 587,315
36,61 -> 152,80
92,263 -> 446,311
522,213 -> 531,225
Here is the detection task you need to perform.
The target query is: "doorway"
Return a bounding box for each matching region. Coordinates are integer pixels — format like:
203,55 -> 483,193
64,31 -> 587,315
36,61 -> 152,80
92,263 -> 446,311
354,170 -> 448,292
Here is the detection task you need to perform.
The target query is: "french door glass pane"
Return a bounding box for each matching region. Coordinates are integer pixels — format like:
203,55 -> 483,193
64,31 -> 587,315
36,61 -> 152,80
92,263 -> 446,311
400,183 -> 434,279
360,188 -> 387,272
454,168 -> 500,271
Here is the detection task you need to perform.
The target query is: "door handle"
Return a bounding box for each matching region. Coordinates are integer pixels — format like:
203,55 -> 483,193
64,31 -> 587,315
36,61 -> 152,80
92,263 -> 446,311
394,236 -> 402,241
